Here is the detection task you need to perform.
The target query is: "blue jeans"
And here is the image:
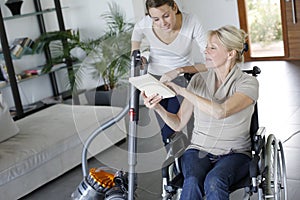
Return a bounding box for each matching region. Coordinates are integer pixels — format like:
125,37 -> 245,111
151,75 -> 187,145
155,96 -> 181,145
180,149 -> 251,200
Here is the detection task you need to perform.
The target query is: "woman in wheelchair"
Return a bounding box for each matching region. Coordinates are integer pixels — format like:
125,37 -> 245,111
142,25 -> 259,200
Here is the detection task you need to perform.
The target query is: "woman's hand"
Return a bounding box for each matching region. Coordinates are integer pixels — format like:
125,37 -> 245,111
142,91 -> 162,109
160,69 -> 181,82
140,56 -> 148,70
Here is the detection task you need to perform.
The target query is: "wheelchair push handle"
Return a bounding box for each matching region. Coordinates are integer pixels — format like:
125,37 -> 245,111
243,66 -> 261,77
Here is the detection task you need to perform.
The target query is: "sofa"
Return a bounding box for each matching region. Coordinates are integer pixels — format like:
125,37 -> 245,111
0,103 -> 127,199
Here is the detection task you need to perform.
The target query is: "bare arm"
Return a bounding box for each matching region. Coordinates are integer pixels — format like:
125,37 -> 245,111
142,92 -> 193,131
177,63 -> 207,74
167,82 -> 254,119
131,41 -> 148,69
131,41 -> 141,52
194,63 -> 207,73
155,99 -> 193,131
160,64 -> 207,82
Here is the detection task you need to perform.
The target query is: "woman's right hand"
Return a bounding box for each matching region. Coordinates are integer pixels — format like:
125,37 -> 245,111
140,56 -> 148,71
160,69 -> 180,82
141,91 -> 162,109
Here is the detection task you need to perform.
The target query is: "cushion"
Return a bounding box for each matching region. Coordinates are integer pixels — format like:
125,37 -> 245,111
0,104 -> 126,186
0,93 -> 19,142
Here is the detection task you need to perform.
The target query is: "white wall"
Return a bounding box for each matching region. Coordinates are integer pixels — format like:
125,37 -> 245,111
0,0 -> 240,108
175,0 -> 240,63
128,0 -> 240,29
61,0 -> 137,40
61,0 -> 138,90
177,0 -> 240,32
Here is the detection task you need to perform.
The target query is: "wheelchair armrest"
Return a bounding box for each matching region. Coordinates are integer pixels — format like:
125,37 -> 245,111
162,156 -> 175,183
165,132 -> 189,158
162,156 -> 175,168
162,132 -> 189,196
162,132 -> 189,178
254,127 -> 266,137
252,127 -> 266,155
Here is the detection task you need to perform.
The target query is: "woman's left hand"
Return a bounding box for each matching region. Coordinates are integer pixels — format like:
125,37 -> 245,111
142,91 -> 162,109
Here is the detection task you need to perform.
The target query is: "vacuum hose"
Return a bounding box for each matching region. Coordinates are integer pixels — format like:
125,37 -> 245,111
81,105 -> 129,177
71,105 -> 129,200
72,50 -> 142,200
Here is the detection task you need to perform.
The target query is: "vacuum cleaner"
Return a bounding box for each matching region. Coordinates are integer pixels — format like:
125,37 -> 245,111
71,50 -> 142,200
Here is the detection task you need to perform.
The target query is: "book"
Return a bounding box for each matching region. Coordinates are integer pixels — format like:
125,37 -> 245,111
10,44 -> 24,58
12,37 -> 27,46
0,64 -> 8,81
129,74 -> 176,99
9,37 -> 34,58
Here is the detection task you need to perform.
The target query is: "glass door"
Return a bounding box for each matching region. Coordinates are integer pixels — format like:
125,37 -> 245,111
247,0 -> 284,57
238,0 -> 285,60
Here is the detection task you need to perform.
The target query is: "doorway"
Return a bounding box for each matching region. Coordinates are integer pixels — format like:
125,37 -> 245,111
238,0 -> 300,61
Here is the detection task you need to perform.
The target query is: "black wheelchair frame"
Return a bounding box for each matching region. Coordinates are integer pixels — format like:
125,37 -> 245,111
161,66 -> 288,200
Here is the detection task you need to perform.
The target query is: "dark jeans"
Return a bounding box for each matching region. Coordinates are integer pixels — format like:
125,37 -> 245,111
152,75 -> 187,145
180,149 -> 251,200
155,96 -> 182,145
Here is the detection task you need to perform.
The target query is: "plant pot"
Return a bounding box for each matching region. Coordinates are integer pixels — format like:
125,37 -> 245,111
85,84 -> 129,106
85,87 -> 113,106
94,89 -> 113,106
5,0 -> 23,16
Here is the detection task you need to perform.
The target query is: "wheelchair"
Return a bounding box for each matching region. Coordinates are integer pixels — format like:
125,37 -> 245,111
161,66 -> 288,200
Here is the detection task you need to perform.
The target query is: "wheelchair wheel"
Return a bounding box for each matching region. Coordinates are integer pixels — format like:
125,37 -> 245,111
278,141 -> 288,200
264,134 -> 288,200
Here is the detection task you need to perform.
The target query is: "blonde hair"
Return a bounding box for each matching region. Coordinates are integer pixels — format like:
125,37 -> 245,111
208,25 -> 248,63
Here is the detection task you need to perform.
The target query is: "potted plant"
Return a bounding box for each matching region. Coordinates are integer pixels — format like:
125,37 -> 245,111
32,29 -> 82,95
78,2 -> 133,105
33,2 -> 133,105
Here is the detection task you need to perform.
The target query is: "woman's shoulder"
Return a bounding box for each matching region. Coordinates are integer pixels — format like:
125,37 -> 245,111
182,12 -> 201,24
190,70 -> 210,84
181,12 -> 204,33
234,68 -> 259,92
239,68 -> 259,83
187,71 -> 209,92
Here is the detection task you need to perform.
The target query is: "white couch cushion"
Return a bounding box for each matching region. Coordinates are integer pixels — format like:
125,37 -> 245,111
0,93 -> 19,142
0,104 -> 126,186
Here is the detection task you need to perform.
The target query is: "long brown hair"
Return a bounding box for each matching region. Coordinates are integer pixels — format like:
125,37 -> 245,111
145,0 -> 181,15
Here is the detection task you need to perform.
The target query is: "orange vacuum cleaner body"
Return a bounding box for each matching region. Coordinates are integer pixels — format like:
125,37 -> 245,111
72,168 -> 128,200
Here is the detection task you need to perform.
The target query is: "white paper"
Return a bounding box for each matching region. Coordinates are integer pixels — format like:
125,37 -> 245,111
129,74 -> 175,99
